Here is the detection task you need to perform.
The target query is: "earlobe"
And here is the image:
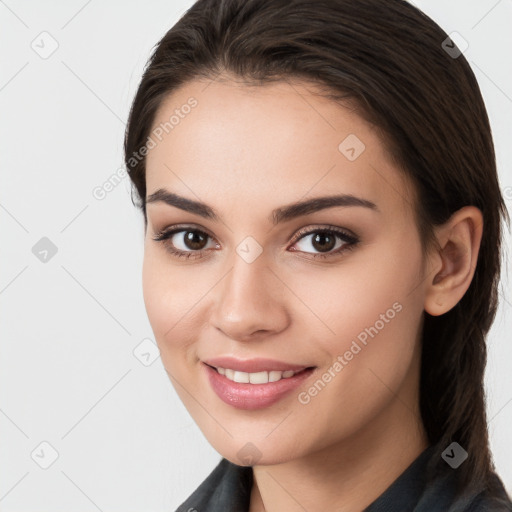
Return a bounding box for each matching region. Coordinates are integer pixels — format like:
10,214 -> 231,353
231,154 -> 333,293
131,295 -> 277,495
424,206 -> 483,316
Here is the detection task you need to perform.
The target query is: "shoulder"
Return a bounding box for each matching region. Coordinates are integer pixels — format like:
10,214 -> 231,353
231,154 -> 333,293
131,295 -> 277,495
364,442 -> 512,512
432,470 -> 512,512
175,458 -> 253,512
464,473 -> 512,512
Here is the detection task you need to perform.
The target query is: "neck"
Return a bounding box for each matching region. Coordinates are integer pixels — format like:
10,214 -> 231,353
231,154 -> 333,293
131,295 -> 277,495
249,377 -> 428,512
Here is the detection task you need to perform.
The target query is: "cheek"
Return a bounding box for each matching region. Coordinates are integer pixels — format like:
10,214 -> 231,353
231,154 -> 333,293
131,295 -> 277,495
292,237 -> 422,339
142,248 -> 201,360
308,302 -> 422,446
294,240 -> 424,423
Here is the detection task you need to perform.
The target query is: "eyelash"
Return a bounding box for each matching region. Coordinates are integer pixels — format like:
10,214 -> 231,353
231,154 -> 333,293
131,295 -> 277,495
151,224 -> 359,261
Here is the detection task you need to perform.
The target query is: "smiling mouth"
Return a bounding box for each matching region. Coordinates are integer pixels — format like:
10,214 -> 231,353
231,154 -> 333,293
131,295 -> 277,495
204,362 -> 317,410
205,364 -> 315,384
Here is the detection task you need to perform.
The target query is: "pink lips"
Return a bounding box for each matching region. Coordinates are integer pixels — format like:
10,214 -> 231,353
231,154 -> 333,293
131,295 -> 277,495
202,357 -> 316,410
204,356 -> 309,373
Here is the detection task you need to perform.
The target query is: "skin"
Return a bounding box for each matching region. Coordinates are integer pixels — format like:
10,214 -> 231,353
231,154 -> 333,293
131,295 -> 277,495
142,76 -> 483,512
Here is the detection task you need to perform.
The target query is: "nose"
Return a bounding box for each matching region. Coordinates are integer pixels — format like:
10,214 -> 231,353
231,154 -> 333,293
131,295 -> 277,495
210,251 -> 290,342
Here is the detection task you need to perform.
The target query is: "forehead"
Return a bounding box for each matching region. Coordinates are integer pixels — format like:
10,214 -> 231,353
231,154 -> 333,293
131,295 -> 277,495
145,77 -> 415,220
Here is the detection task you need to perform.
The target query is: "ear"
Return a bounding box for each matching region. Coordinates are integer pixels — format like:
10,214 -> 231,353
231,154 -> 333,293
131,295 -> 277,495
424,206 -> 483,316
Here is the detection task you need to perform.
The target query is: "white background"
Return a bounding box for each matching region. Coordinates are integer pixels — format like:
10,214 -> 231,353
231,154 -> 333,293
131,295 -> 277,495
1,1 -> 511,510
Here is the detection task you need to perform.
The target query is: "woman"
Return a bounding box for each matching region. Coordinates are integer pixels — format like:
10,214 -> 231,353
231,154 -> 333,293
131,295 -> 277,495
124,0 -> 512,510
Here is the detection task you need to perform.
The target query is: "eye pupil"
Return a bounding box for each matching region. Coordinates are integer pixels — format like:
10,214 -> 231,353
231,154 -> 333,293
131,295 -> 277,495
185,231 -> 208,250
312,232 -> 336,252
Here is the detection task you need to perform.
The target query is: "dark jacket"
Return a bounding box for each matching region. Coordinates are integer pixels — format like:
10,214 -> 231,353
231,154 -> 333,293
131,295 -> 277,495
175,442 -> 512,511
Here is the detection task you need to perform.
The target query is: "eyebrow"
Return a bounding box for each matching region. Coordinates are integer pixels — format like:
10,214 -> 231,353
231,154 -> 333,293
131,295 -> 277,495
146,188 -> 379,225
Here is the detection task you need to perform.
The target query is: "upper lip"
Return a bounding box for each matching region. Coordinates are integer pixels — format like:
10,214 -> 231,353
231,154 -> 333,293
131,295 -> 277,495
203,356 -> 314,373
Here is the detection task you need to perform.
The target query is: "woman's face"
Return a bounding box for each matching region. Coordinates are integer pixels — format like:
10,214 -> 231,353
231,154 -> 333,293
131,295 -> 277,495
143,77 -> 429,465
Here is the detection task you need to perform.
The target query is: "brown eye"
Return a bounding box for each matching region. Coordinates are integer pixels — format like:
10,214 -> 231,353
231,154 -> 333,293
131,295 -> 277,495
290,226 -> 359,259
310,232 -> 337,252
181,230 -> 209,251
152,226 -> 217,259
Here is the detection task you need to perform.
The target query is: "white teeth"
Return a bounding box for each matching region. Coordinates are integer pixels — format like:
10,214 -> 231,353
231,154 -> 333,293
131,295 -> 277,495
269,370 -> 282,382
233,371 -> 249,383
249,371 -> 268,384
216,367 -> 302,384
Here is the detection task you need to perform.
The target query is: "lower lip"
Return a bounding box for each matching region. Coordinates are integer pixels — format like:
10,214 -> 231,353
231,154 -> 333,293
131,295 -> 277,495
203,363 -> 316,410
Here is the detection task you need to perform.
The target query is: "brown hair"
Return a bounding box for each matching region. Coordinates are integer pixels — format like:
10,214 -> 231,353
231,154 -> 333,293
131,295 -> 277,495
124,0 -> 510,499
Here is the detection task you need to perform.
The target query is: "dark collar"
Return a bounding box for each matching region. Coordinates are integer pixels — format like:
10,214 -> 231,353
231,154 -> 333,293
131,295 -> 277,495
176,456 -> 252,511
175,442 -> 511,511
